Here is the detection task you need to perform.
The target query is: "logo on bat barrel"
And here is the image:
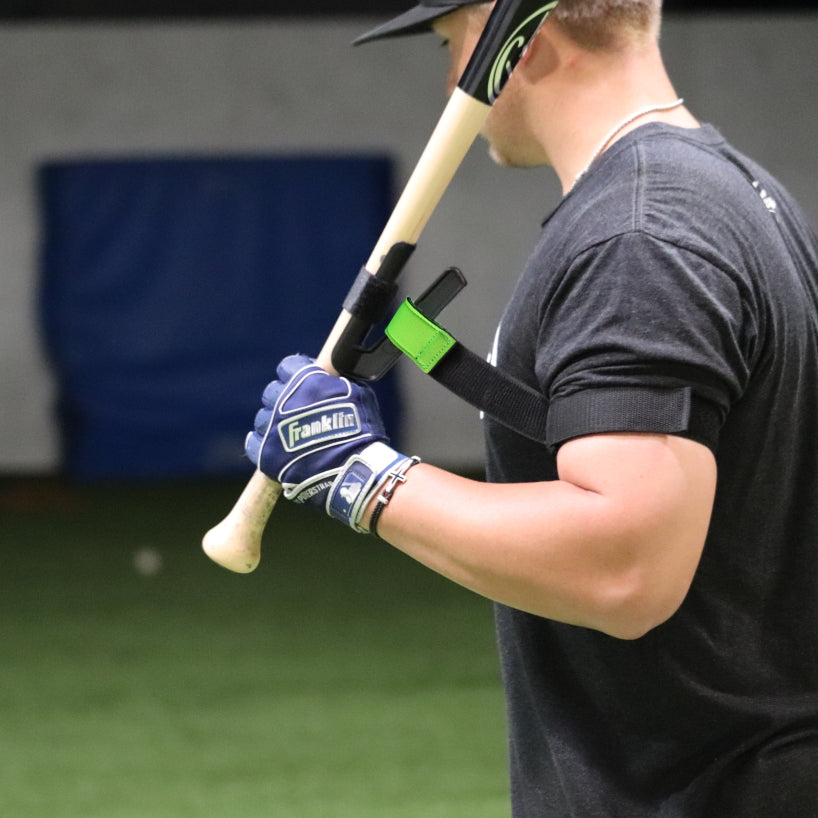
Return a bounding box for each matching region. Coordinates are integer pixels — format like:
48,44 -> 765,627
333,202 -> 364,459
279,404 -> 362,452
486,2 -> 558,103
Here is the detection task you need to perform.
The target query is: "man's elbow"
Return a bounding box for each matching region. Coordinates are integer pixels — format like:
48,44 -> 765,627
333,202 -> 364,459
591,567 -> 691,640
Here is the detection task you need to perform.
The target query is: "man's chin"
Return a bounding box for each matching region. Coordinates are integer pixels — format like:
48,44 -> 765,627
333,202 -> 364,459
483,133 -> 548,169
487,142 -> 518,168
487,144 -> 547,170
488,144 -> 508,166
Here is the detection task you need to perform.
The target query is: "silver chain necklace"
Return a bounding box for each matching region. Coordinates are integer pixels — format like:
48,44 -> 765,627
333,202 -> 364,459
572,98 -> 685,188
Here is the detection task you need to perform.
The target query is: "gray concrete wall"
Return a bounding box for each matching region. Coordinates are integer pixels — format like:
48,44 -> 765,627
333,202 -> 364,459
1,15 -> 816,472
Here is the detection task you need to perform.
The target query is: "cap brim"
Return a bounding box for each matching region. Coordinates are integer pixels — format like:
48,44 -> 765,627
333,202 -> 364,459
353,3 -> 466,46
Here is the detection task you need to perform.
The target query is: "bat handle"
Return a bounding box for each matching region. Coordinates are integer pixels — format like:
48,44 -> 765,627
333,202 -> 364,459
202,333 -> 341,572
202,468 -> 283,573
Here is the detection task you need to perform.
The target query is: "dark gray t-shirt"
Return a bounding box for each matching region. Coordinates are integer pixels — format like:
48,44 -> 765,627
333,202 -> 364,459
485,124 -> 818,816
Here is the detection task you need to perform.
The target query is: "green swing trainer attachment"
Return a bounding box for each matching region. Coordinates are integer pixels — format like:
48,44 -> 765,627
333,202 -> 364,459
384,296 -> 551,446
330,242 -> 467,382
330,245 -> 551,447
383,295 -> 701,451
384,298 -> 456,374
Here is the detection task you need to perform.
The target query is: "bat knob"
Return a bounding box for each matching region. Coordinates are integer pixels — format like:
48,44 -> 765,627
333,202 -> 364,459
202,469 -> 282,573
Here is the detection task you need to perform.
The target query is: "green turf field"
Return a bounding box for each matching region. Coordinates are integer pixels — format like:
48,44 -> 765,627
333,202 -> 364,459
0,476 -> 507,817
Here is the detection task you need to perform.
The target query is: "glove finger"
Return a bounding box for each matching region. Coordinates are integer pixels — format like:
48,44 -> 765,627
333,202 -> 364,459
244,431 -> 262,466
276,354 -> 315,382
277,366 -> 351,415
261,380 -> 284,408
254,406 -> 273,436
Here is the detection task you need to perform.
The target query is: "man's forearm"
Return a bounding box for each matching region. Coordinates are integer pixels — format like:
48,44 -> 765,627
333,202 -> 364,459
367,434 -> 716,639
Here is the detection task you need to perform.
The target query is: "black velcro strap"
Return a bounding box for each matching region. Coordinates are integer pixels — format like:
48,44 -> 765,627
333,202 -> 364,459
342,241 -> 415,324
389,293 -> 723,453
546,386 -> 723,452
547,387 -> 692,446
424,346 -> 722,452
429,344 -> 551,444
342,267 -> 399,323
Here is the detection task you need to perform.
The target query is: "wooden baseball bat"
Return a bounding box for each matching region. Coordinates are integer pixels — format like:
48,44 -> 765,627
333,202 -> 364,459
203,0 -> 560,572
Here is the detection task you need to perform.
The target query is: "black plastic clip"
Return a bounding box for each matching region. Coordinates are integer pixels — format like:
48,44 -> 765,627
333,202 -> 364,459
332,249 -> 467,382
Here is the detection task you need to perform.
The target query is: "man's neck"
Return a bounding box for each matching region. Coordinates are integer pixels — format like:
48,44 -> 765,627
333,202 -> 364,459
530,43 -> 699,193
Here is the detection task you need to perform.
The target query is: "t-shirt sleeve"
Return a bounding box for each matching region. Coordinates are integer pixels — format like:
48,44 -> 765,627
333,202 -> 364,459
537,231 -> 758,452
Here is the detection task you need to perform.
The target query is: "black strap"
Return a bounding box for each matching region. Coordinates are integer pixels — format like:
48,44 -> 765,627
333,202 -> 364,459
427,344 -> 717,451
347,274 -> 720,451
547,387 -> 693,446
428,344 -> 551,444
402,315 -> 717,452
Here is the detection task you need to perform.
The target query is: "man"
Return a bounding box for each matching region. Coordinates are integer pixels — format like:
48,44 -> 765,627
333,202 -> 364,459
246,1 -> 818,814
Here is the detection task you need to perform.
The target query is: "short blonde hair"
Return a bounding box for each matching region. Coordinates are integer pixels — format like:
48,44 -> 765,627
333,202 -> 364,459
550,0 -> 662,51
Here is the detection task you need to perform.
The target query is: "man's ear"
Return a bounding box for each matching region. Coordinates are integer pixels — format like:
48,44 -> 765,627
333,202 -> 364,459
518,23 -> 560,82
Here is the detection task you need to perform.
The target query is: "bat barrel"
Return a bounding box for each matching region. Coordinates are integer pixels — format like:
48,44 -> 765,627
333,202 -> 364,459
458,0 -> 559,104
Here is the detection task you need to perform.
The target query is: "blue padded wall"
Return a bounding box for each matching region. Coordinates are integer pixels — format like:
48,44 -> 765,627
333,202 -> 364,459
39,155 -> 399,479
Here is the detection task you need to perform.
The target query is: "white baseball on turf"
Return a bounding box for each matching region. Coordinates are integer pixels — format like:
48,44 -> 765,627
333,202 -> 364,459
133,546 -> 163,576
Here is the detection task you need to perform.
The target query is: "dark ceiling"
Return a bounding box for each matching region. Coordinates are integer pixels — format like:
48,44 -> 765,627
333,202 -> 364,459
1,0 -> 816,20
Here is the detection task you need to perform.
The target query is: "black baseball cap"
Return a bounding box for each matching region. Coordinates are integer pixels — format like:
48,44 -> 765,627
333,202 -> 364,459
353,0 -> 487,45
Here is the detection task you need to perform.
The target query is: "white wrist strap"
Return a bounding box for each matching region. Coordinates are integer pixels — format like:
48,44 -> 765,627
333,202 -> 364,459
326,442 -> 418,533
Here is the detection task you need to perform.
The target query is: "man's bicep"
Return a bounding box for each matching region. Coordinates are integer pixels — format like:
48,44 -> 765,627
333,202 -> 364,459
556,432 -> 717,631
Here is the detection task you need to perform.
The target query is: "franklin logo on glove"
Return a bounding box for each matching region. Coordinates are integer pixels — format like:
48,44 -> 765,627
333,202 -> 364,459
245,355 -> 420,532
280,405 -> 361,452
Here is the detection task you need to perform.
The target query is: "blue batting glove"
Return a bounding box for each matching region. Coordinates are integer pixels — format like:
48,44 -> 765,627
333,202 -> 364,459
245,355 -> 417,532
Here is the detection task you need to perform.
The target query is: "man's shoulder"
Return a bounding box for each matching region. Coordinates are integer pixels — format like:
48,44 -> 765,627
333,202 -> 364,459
538,123 -> 778,263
